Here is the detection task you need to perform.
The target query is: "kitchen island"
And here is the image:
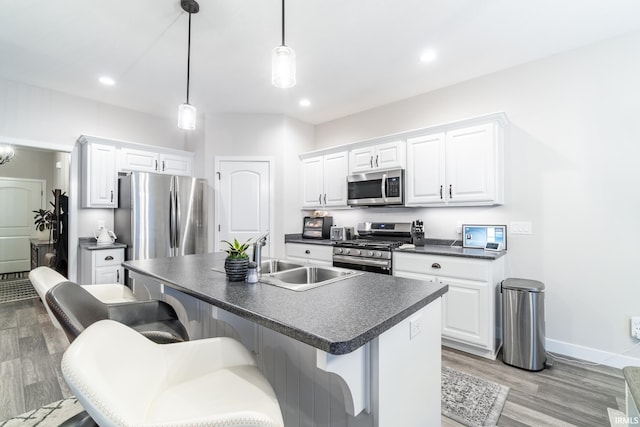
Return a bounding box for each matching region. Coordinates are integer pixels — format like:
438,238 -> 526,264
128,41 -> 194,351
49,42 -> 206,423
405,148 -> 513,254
124,252 -> 447,427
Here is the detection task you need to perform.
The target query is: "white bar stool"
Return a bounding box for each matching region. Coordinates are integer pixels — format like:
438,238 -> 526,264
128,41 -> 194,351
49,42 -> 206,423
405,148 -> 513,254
61,320 -> 284,427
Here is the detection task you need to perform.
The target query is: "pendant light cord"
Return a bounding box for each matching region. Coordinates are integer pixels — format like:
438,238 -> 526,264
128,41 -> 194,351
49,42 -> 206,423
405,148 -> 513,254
281,0 -> 285,47
186,11 -> 192,104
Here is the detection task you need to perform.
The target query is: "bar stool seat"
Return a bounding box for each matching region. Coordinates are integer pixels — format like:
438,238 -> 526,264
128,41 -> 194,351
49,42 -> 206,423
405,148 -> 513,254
29,267 -> 136,330
62,320 -> 284,427
46,281 -> 188,344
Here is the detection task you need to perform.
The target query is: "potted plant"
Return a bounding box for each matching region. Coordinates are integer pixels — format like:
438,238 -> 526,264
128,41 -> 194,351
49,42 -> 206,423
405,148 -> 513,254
221,238 -> 252,281
33,208 -> 54,242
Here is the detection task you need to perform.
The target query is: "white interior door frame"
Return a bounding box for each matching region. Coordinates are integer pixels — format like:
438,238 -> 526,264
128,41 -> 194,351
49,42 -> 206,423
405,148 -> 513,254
213,156 -> 275,255
0,134 -> 78,280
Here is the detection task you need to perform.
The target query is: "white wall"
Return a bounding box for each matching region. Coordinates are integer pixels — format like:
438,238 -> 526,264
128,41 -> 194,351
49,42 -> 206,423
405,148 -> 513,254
205,113 -> 314,258
312,31 -> 640,366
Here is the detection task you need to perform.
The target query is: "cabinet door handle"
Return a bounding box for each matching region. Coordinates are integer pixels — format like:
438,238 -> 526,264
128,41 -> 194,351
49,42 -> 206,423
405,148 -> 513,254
439,185 -> 443,199
116,270 -> 120,282
370,156 -> 373,168
155,159 -> 158,171
162,160 -> 166,172
375,154 -> 379,167
318,194 -> 322,204
323,193 -> 327,205
105,255 -> 114,261
305,249 -> 311,254
110,190 -> 114,203
449,184 -> 452,199
431,263 -> 441,269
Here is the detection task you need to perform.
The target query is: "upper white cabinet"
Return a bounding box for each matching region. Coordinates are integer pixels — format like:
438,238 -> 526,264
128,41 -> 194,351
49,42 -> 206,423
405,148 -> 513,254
349,140 -> 405,173
81,140 -> 118,208
406,117 -> 505,206
301,151 -> 348,209
119,148 -> 193,176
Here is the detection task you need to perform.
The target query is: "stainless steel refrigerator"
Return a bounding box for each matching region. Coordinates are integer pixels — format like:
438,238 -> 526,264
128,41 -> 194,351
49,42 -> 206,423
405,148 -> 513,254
114,172 -> 207,261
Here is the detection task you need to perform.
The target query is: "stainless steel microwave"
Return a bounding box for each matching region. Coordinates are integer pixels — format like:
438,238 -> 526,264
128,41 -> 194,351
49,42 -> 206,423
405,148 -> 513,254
347,168 -> 404,206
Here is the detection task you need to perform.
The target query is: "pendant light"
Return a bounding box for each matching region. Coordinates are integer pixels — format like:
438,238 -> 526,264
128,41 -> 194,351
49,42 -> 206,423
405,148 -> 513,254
178,0 -> 199,130
272,0 -> 296,88
0,144 -> 15,165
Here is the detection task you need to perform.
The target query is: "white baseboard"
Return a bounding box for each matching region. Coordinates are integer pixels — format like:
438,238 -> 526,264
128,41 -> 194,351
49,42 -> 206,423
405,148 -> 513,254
546,338 -> 640,369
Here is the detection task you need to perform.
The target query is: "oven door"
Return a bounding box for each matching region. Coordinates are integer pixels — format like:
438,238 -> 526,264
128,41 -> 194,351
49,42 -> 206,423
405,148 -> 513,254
333,255 -> 392,275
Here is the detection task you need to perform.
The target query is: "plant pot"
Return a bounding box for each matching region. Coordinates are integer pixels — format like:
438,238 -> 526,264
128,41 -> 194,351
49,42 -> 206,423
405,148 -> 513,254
224,257 -> 249,282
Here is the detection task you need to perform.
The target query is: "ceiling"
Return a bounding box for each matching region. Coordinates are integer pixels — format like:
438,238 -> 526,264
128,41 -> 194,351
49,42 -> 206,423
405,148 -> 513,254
2,0 -> 640,125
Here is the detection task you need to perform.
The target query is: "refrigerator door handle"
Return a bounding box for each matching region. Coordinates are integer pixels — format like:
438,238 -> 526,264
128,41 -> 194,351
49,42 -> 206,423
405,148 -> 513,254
169,179 -> 176,251
174,180 -> 181,249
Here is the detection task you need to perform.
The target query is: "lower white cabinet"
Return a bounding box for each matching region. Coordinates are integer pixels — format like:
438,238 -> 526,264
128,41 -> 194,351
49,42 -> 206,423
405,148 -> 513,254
393,252 -> 505,359
79,247 -> 124,285
285,243 -> 333,266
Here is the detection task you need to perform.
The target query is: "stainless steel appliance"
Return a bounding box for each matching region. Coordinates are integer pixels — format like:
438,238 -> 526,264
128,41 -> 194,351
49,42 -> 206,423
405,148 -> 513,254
347,168 -> 404,206
332,222 -> 411,275
302,216 -> 333,239
330,226 -> 353,241
114,172 -> 207,261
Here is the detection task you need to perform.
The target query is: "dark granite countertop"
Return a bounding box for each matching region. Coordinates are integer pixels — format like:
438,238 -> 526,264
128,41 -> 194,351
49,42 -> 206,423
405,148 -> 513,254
123,252 -> 447,355
78,237 -> 127,251
395,244 -> 506,260
624,367 -> 640,411
285,234 -> 505,259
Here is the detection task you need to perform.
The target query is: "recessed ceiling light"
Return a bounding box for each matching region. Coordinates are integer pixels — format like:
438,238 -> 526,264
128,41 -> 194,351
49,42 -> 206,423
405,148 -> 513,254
420,50 -> 437,63
299,98 -> 311,107
99,76 -> 116,86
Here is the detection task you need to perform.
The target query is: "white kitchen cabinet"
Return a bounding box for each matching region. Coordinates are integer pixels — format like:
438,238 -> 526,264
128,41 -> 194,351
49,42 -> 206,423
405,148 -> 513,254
349,140 -> 405,173
405,120 -> 504,206
119,148 -> 193,176
285,243 -> 333,266
81,141 -> 118,208
393,252 -> 505,360
300,151 -> 348,208
79,247 -> 125,285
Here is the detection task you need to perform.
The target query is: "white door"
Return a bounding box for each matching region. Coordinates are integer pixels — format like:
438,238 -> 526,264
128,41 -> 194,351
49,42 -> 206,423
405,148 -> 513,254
0,178 -> 46,273
445,123 -> 496,203
322,151 -> 348,207
217,160 -> 271,258
406,133 -> 446,205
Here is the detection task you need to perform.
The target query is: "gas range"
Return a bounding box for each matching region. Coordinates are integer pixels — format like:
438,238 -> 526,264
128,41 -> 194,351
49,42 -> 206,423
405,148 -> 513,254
332,222 -> 412,275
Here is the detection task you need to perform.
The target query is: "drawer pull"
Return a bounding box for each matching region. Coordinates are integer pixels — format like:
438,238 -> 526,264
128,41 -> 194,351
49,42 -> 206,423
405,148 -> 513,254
305,249 -> 311,254
105,255 -> 114,261
431,263 -> 441,269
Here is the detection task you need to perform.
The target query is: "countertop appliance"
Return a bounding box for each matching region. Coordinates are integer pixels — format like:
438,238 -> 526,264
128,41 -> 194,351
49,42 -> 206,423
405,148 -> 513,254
302,216 -> 333,239
115,172 -> 208,262
332,222 -> 412,275
330,226 -> 353,241
347,168 -> 404,207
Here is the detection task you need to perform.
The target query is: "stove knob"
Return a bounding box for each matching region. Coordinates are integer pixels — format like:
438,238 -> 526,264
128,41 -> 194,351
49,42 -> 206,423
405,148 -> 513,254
335,248 -> 342,254
353,249 -> 361,256
375,251 -> 382,257
344,249 -> 350,255
367,251 -> 374,257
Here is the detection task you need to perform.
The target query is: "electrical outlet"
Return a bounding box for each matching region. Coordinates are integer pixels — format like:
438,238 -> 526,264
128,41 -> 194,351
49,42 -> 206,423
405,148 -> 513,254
631,317 -> 640,338
97,220 -> 105,230
410,314 -> 423,340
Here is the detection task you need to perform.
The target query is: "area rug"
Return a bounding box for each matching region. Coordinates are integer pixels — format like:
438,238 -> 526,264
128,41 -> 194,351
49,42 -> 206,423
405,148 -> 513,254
0,278 -> 38,304
0,397 -> 84,426
442,366 -> 510,427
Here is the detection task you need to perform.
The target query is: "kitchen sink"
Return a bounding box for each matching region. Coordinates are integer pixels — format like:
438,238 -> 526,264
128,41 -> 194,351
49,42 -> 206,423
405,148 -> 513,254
260,259 -> 303,274
261,266 -> 362,291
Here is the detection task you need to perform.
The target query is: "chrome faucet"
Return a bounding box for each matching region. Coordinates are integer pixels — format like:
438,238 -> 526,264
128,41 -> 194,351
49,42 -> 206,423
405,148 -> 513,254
252,231 -> 269,274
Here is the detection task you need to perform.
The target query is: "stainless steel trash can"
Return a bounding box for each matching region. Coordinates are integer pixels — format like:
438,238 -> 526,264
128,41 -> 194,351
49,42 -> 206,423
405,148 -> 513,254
501,278 -> 546,371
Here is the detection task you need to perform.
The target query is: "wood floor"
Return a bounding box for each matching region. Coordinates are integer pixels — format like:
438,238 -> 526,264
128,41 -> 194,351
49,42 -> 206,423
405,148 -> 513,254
0,297 -> 626,425
0,297 -> 71,421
